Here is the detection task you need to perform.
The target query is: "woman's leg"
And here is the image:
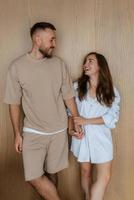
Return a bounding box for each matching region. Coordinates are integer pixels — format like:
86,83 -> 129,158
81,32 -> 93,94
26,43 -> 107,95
80,162 -> 93,200
90,161 -> 112,200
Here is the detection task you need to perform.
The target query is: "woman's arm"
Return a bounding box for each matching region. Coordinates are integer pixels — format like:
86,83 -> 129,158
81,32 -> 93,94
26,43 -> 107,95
102,88 -> 120,129
74,116 -> 104,126
74,88 -> 120,128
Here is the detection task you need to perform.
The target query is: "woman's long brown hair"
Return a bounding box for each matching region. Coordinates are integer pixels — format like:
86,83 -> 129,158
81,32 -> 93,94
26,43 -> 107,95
78,52 -> 115,107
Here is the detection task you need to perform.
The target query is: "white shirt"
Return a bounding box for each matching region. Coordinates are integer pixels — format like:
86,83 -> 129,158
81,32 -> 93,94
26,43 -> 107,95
71,82 -> 120,163
23,127 -> 66,135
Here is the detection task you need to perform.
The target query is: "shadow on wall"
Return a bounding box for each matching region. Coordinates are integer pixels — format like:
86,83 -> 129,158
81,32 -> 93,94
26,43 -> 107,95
0,155 -> 40,200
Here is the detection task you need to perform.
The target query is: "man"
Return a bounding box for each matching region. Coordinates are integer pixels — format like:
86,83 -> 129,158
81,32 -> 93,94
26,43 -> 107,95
4,22 -> 83,200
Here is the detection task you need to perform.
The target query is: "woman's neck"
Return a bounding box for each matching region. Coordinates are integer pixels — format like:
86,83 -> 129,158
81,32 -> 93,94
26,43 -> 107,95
89,75 -> 98,89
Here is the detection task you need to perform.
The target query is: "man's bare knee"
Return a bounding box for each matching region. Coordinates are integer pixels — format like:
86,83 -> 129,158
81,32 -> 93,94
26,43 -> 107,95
45,172 -> 58,186
27,176 -> 43,187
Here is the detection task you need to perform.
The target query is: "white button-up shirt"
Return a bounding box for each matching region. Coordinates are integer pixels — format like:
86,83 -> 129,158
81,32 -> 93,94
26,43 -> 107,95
71,82 -> 120,163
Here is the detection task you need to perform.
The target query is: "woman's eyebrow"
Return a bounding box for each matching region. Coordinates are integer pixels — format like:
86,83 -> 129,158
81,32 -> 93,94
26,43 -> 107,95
88,58 -> 95,61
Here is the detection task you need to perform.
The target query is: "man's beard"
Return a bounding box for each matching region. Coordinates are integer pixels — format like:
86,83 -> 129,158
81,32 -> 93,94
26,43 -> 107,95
39,48 -> 54,58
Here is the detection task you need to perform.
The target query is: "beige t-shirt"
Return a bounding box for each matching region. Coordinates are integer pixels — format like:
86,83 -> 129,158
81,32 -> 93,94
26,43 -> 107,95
4,54 -> 74,133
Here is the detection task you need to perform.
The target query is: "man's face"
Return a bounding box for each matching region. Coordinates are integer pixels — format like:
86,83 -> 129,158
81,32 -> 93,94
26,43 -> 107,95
36,28 -> 56,58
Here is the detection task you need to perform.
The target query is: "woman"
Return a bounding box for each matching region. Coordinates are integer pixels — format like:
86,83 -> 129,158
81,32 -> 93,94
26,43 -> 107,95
68,52 -> 120,200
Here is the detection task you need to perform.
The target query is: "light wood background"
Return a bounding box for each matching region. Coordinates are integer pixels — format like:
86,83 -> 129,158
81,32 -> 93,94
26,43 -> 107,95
0,0 -> 134,200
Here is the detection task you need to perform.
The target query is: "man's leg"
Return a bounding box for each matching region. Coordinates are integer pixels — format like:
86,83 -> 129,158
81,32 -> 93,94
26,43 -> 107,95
22,133 -> 61,200
45,172 -> 58,187
28,175 -> 60,200
43,131 -> 68,199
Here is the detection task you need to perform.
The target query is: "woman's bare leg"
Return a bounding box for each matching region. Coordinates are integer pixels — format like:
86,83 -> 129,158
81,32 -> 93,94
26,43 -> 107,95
90,161 -> 112,200
80,162 -> 92,200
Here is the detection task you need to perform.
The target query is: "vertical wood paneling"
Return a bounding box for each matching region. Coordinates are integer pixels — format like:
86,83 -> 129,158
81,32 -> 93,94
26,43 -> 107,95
0,0 -> 134,200
0,0 -> 40,199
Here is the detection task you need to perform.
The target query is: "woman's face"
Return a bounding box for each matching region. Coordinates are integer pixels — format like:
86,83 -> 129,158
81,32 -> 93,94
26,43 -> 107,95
83,54 -> 99,77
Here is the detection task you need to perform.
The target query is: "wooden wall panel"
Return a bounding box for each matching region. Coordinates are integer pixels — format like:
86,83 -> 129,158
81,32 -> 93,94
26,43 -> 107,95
0,0 -> 40,199
0,0 -> 134,200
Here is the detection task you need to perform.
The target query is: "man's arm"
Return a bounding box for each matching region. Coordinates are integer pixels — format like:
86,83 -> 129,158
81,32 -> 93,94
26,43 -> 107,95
64,97 -> 84,138
64,97 -> 79,117
9,104 -> 23,153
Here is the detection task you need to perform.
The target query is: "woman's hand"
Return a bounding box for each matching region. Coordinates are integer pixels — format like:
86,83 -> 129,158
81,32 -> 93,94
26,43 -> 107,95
68,129 -> 84,139
74,116 -> 89,126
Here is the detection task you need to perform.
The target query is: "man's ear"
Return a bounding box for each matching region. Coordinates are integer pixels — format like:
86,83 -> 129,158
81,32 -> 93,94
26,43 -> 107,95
33,33 -> 41,46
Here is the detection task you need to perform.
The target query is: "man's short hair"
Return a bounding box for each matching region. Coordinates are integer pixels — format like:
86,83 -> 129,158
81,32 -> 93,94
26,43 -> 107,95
30,22 -> 56,38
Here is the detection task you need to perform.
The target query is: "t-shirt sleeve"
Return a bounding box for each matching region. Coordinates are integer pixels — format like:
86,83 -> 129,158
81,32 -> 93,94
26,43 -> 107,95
4,63 -> 22,104
66,81 -> 78,116
61,61 -> 75,100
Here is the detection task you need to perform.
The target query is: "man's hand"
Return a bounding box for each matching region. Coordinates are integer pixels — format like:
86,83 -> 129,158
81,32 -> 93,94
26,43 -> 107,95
14,135 -> 23,153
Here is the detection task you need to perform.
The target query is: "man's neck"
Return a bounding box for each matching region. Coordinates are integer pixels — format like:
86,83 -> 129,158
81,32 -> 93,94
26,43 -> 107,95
29,47 -> 44,60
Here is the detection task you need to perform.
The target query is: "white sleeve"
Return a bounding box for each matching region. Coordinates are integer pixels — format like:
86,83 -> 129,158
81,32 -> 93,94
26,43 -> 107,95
102,87 -> 120,129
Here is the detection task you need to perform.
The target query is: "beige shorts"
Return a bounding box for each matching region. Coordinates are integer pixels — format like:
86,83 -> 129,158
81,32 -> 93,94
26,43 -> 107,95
22,130 -> 68,181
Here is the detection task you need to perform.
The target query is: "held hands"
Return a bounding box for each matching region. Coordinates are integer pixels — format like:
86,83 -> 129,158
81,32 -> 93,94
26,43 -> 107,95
69,128 -> 84,139
14,134 -> 23,153
68,116 -> 89,139
68,117 -> 84,139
